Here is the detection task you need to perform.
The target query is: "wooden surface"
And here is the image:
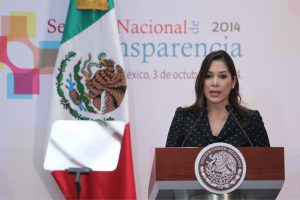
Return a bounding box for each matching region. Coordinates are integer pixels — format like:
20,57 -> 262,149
154,147 -> 284,181
148,147 -> 285,199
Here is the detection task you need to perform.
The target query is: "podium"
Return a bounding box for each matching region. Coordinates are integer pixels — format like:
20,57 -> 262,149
149,147 -> 284,200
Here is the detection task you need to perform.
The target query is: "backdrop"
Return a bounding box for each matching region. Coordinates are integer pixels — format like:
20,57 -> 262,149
0,0 -> 299,199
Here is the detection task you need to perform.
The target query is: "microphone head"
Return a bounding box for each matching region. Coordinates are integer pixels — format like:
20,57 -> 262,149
200,106 -> 208,112
225,105 -> 231,112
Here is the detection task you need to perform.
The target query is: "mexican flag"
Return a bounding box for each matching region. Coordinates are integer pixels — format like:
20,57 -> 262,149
44,0 -> 136,199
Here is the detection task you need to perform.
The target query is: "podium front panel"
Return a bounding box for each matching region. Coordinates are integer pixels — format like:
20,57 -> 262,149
149,147 -> 284,200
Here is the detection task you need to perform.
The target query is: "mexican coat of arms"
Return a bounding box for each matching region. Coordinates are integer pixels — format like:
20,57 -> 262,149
56,51 -> 127,121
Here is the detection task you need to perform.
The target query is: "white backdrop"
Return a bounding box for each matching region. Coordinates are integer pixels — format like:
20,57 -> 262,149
0,0 -> 300,199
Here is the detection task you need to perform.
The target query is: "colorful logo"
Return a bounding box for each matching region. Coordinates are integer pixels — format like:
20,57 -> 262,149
0,12 -> 59,99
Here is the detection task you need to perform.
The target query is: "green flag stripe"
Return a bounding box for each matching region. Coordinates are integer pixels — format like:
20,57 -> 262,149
61,0 -> 114,44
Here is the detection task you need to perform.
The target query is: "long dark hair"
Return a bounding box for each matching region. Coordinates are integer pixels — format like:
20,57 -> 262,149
187,50 -> 249,123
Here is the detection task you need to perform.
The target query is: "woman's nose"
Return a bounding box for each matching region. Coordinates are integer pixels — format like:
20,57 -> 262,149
212,76 -> 219,86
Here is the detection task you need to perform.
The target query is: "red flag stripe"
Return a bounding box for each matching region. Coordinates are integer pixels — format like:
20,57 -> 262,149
52,123 -> 136,199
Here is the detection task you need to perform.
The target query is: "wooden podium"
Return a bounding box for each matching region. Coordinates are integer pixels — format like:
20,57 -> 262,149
149,147 -> 284,200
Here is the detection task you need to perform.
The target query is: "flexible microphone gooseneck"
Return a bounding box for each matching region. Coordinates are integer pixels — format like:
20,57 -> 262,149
225,105 -> 254,147
181,108 -> 206,147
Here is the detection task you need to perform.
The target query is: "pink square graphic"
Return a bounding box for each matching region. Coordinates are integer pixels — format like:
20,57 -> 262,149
14,69 -> 39,94
288,0 -> 300,16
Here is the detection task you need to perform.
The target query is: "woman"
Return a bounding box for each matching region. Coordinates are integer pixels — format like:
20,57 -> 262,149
166,50 -> 270,147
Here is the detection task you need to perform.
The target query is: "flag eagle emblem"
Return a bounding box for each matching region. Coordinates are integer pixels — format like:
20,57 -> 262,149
56,51 -> 127,120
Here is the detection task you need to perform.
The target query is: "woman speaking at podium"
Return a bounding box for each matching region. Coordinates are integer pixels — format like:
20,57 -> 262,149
166,50 -> 270,147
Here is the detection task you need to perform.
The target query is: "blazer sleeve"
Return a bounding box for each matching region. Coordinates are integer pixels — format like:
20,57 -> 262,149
166,107 -> 184,147
250,110 -> 271,147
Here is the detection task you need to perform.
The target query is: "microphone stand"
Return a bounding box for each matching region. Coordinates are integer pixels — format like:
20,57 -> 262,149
181,108 -> 206,147
226,105 -> 254,147
67,167 -> 92,200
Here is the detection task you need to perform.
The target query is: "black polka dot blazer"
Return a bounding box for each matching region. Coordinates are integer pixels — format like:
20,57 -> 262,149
166,107 -> 270,147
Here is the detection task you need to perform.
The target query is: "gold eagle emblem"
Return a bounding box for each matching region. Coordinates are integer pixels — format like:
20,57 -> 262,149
56,51 -> 126,120
83,54 -> 127,114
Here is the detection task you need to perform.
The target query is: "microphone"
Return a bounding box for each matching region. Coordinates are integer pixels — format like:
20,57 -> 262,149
225,105 -> 253,147
181,108 -> 206,147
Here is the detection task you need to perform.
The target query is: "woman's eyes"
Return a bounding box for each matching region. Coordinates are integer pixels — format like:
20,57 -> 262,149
220,74 -> 228,79
205,74 -> 212,79
205,74 -> 228,79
